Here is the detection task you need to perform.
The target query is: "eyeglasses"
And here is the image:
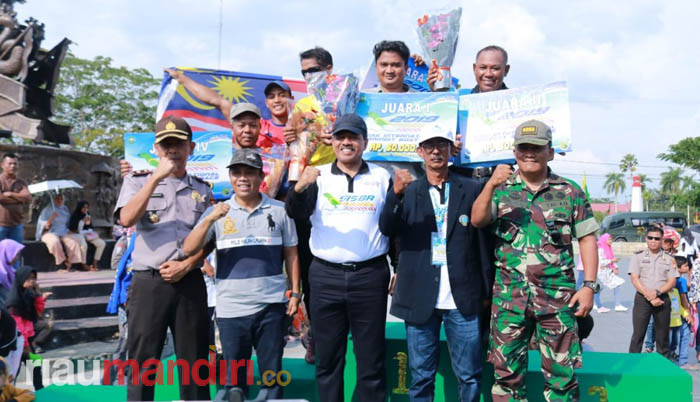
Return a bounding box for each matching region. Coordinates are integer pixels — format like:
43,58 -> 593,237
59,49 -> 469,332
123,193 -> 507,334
646,236 -> 661,241
301,66 -> 323,76
421,141 -> 451,152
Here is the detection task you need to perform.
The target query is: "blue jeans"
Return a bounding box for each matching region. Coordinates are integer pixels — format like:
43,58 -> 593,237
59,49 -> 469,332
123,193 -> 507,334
216,303 -> 285,399
595,287 -> 621,308
0,224 -> 23,243
405,309 -> 482,402
670,321 -> 692,365
644,317 -> 655,350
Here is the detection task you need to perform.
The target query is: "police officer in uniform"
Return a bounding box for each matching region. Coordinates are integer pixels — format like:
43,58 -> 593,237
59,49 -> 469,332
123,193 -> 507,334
628,225 -> 678,358
115,116 -> 212,401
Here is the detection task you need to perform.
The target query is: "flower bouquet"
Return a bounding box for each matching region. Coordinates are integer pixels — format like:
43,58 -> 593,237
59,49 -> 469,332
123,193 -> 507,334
286,72 -> 359,181
258,144 -> 287,198
416,8 -> 462,91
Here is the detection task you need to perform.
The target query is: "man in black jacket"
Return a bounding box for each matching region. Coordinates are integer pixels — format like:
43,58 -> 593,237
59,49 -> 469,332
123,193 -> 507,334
379,127 -> 493,402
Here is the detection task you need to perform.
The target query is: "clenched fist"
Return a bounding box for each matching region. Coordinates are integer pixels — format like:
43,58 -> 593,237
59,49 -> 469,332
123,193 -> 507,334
294,166 -> 321,193
207,202 -> 230,222
486,164 -> 512,189
393,169 -> 414,195
152,157 -> 177,181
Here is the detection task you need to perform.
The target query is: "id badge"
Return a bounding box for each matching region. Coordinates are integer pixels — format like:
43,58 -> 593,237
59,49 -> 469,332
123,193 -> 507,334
431,232 -> 447,265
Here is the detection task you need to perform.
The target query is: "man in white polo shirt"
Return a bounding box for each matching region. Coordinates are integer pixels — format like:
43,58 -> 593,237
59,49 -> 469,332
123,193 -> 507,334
286,113 -> 392,402
184,148 -> 300,400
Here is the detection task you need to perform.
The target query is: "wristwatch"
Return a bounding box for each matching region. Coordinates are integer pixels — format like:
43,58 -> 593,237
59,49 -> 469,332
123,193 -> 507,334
655,289 -> 662,298
290,292 -> 303,300
582,281 -> 600,294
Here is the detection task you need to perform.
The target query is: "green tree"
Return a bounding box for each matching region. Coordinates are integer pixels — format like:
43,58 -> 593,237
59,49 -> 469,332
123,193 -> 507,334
659,137 -> 700,213
658,137 -> 700,173
639,174 -> 653,211
53,52 -> 160,157
660,167 -> 683,210
604,172 -> 626,213
638,174 -> 652,188
619,153 -> 639,182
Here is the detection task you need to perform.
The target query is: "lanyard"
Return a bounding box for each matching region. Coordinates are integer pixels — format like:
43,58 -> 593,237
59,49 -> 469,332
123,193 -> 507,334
429,182 -> 449,237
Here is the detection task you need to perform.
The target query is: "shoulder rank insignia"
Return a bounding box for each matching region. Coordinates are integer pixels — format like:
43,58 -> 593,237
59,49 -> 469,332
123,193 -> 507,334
191,175 -> 212,187
131,169 -> 152,177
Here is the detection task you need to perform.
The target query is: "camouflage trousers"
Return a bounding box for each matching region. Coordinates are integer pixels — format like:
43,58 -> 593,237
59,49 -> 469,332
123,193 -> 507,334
488,300 -> 582,402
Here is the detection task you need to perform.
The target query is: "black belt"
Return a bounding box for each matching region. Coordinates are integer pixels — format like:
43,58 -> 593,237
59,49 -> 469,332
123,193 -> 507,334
134,269 -> 161,276
314,255 -> 386,271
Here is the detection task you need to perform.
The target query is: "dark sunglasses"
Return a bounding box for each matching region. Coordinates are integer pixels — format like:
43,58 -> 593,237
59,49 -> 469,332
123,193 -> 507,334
301,66 -> 323,76
646,236 -> 661,241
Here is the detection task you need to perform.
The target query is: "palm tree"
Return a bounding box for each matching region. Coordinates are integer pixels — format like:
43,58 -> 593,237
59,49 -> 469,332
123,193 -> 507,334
660,167 -> 683,211
604,172 -> 626,213
682,175 -> 695,191
639,174 -> 652,187
620,154 -> 639,181
639,174 -> 652,211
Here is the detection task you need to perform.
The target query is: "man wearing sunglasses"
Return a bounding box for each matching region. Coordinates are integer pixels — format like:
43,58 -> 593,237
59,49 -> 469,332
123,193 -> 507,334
299,47 -> 333,81
628,225 -> 678,358
471,119 -> 599,401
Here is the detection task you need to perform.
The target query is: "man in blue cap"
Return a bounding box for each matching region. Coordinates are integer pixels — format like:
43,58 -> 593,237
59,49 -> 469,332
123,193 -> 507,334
286,113 -> 392,402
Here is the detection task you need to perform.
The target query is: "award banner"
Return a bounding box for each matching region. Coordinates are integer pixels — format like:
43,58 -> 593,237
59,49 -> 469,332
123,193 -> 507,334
358,92 -> 459,162
458,81 -> 573,166
124,131 -> 234,199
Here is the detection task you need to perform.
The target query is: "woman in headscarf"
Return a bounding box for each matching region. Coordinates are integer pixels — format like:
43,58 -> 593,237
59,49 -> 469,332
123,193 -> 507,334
68,201 -> 104,271
5,266 -> 52,353
0,240 -> 23,306
594,233 -> 626,313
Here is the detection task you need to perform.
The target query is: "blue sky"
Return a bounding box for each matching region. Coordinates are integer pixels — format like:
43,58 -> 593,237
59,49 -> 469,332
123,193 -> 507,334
19,0 -> 699,199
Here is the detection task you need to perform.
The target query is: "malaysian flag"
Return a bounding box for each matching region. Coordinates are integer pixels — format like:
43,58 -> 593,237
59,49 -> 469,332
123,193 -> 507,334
156,67 -> 307,131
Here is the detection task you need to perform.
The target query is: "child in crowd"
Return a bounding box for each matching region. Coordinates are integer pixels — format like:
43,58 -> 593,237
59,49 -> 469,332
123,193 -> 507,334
681,228 -> 700,363
5,267 -> 52,391
5,267 -> 52,354
670,256 -> 696,369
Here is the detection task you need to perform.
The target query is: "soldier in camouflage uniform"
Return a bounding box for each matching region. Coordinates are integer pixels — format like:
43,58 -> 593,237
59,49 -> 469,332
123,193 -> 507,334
471,120 -> 600,402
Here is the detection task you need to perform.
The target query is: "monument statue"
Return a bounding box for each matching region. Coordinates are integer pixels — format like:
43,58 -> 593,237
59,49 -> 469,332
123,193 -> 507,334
0,0 -> 71,144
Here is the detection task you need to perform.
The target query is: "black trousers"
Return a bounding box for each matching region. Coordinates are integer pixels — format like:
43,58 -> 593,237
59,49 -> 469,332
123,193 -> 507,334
629,292 -> 671,358
310,257 -> 390,402
126,269 -> 210,401
295,218 -> 314,321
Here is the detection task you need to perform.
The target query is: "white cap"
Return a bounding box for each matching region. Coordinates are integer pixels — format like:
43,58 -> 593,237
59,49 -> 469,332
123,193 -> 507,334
417,124 -> 454,145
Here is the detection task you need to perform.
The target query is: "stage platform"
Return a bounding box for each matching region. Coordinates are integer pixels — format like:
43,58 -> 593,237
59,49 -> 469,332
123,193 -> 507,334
34,322 -> 691,401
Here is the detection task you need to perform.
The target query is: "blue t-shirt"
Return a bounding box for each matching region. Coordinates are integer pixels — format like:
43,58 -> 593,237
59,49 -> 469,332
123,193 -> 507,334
676,276 -> 688,294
